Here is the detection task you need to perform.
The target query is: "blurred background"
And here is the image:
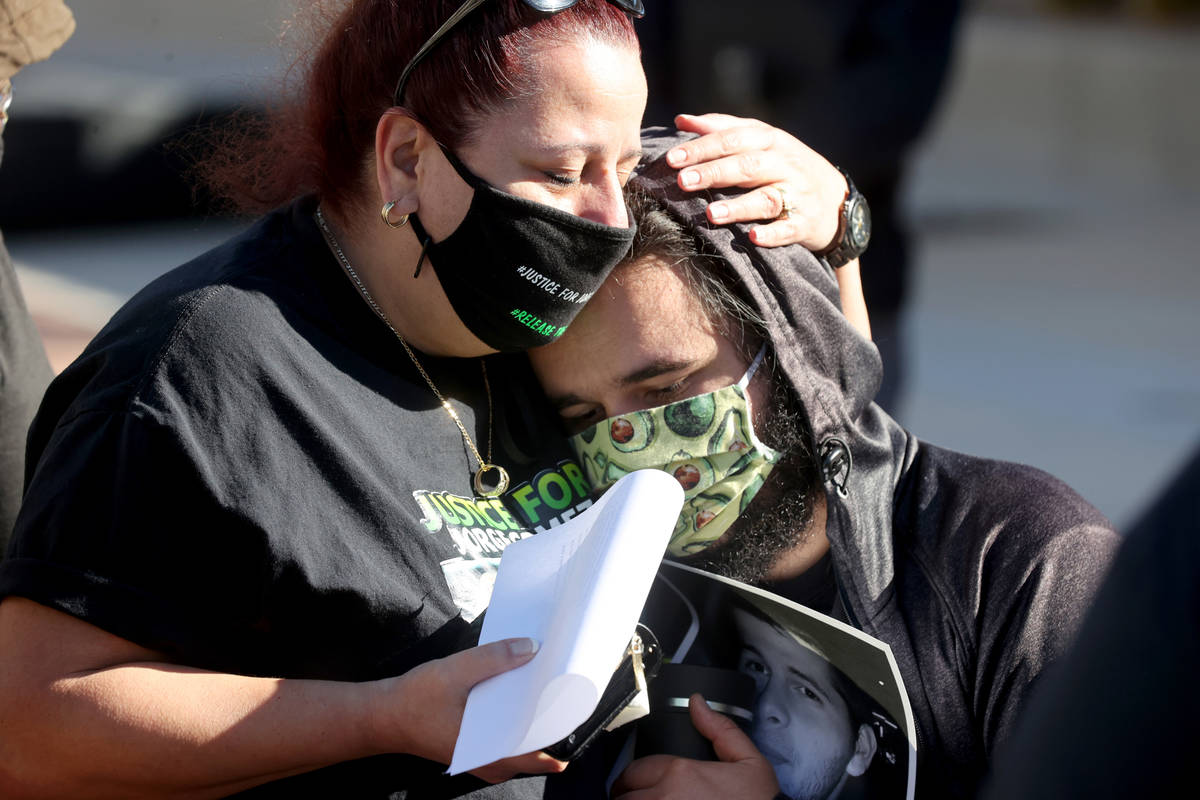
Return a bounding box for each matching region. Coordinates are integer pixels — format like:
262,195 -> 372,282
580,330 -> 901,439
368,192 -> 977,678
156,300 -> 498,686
4,0 -> 1199,530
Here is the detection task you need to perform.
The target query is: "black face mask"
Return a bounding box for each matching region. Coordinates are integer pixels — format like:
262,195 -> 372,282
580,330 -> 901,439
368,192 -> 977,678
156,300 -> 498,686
409,148 -> 636,352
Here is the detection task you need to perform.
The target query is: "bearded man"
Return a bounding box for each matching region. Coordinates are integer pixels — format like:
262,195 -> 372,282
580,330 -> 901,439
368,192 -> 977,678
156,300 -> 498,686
529,129 -> 1119,799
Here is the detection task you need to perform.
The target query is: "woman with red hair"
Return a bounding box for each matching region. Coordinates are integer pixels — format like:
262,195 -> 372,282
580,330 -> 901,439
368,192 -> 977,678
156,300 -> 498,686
0,2 -> 852,797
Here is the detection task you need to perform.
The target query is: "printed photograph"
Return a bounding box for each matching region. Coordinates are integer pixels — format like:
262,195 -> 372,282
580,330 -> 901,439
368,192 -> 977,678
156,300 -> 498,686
636,562 -> 916,800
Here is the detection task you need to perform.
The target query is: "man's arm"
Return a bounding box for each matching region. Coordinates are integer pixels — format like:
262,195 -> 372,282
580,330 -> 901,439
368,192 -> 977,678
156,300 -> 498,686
971,492 -> 1120,753
0,596 -> 558,799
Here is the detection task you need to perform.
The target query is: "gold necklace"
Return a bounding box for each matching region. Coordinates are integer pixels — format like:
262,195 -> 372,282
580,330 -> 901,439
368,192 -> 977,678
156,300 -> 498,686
315,207 -> 511,497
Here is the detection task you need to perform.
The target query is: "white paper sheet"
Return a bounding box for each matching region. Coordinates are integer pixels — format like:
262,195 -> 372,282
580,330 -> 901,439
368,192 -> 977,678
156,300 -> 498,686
449,469 -> 683,775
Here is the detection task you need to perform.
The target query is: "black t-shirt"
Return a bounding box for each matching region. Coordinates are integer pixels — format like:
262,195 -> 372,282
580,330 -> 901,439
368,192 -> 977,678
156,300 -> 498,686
761,549 -> 839,617
0,198 -> 600,798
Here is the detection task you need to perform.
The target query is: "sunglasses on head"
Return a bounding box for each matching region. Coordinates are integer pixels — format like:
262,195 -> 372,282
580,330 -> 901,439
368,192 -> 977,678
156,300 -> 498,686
392,0 -> 646,106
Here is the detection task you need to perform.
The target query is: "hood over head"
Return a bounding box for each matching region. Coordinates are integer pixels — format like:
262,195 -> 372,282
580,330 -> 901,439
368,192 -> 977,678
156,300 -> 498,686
631,128 -> 912,627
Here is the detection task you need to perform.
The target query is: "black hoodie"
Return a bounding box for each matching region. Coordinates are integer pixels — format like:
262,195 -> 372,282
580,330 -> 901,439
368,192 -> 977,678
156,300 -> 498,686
632,129 -> 1120,797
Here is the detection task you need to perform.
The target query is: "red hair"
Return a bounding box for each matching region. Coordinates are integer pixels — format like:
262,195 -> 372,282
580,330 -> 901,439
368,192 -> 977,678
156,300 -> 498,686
201,0 -> 639,216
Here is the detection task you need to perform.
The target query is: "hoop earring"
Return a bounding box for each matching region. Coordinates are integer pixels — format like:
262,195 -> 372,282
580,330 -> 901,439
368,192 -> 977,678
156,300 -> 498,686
381,200 -> 410,229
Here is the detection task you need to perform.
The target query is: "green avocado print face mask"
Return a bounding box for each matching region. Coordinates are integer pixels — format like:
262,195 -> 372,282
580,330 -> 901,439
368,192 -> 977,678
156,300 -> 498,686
569,347 -> 780,556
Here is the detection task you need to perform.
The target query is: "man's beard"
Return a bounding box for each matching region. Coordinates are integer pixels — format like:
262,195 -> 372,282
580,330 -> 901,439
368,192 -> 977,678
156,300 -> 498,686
678,372 -> 821,585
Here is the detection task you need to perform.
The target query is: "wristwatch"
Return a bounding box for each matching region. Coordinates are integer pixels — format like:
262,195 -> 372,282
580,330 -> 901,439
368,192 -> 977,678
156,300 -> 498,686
816,167 -> 871,269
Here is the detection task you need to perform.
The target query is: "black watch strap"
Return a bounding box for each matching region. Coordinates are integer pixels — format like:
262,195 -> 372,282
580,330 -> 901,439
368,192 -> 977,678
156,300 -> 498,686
816,167 -> 871,269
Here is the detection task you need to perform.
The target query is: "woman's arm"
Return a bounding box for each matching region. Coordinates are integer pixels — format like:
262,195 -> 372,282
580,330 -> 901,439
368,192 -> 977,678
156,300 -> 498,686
0,597 -> 558,799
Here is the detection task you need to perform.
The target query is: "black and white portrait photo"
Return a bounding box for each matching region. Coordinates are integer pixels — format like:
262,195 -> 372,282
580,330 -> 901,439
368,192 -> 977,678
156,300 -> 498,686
638,562 -> 916,799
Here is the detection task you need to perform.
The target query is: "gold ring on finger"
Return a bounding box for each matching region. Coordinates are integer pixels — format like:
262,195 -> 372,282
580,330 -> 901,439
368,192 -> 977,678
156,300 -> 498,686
774,184 -> 795,221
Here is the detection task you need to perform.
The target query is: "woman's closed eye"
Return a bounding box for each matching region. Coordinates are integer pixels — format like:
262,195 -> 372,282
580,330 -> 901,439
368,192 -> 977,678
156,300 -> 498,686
544,154 -> 637,191
544,170 -> 580,187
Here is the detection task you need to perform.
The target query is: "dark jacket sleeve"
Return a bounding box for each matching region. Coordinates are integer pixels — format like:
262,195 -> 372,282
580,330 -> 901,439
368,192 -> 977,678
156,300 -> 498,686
969,471 -> 1119,753
894,443 -> 1120,792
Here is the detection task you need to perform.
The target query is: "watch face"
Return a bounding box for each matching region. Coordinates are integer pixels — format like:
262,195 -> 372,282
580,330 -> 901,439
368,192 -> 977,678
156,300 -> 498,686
848,198 -> 871,250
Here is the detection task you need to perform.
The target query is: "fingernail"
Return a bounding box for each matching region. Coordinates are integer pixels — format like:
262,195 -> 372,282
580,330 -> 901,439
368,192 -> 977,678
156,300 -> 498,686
680,169 -> 699,187
508,637 -> 540,658
667,148 -> 687,165
709,202 -> 728,221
